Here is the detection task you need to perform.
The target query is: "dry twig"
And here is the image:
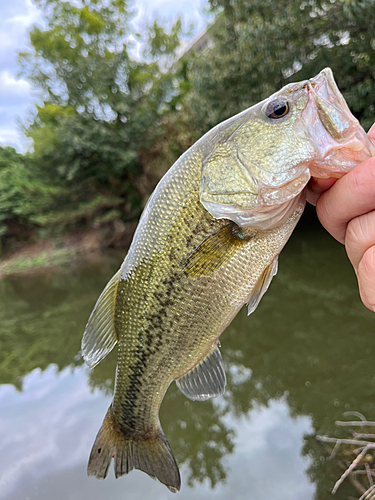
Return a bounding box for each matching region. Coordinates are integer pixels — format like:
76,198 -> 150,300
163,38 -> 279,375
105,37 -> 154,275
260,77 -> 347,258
358,483 -> 375,500
316,436 -> 373,447
316,413 -> 375,497
332,445 -> 373,494
335,421 -> 375,427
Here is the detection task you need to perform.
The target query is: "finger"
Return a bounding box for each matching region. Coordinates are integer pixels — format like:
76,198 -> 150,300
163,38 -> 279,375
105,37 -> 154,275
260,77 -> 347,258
345,211 -> 375,270
307,124 -> 374,206
357,245 -> 375,311
316,157 -> 375,243
368,123 -> 375,144
306,178 -> 337,206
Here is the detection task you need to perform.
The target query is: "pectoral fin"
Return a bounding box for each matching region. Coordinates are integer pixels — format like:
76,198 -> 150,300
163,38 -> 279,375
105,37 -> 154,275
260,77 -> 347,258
176,344 -> 226,401
82,269 -> 121,368
184,223 -> 252,277
247,257 -> 278,315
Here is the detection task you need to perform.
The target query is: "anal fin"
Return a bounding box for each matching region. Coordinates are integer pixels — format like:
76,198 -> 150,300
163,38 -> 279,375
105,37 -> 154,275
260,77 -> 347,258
247,257 -> 278,315
176,344 -> 226,401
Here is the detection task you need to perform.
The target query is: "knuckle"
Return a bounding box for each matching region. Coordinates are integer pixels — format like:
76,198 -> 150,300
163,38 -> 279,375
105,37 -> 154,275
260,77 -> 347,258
315,194 -> 327,223
345,217 -> 368,248
316,193 -> 345,243
360,246 -> 375,274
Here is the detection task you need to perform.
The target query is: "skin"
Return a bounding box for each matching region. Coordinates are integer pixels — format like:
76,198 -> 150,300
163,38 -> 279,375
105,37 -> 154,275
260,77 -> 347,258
307,123 -> 375,311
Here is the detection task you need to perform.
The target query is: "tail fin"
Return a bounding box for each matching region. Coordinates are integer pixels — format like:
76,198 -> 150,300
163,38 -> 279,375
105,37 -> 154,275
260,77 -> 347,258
87,408 -> 181,493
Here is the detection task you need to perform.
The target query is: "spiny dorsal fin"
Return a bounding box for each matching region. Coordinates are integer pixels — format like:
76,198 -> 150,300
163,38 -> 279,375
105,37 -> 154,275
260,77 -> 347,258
184,223 -> 252,277
176,344 -> 226,401
247,257 -> 278,315
82,269 -> 121,368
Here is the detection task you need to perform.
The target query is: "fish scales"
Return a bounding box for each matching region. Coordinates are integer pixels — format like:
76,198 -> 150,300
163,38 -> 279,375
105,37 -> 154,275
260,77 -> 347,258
82,68 -> 375,492
111,141 -> 300,430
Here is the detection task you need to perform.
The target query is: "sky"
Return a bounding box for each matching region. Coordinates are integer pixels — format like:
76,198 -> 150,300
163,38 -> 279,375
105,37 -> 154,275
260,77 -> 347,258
1,364 -> 315,500
0,0 -> 208,153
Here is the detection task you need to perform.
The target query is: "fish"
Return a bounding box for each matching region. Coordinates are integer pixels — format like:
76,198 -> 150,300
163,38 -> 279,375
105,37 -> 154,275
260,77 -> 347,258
82,68 -> 375,492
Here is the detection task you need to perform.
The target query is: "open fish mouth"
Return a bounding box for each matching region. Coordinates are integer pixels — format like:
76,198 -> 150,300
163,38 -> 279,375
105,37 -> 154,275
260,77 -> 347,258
199,68 -> 374,230
303,68 -> 375,177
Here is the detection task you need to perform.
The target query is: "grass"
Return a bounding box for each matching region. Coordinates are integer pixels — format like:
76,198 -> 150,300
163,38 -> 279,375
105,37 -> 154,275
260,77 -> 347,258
0,246 -> 79,277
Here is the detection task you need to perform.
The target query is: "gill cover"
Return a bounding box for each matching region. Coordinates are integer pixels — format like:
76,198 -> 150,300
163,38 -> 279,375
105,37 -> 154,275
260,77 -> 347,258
199,68 -> 375,230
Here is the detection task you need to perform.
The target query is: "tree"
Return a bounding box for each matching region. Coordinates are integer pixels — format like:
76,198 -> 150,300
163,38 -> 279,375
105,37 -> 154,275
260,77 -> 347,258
0,147 -> 36,253
9,0 -> 375,253
185,0 -> 375,135
16,0 -> 188,237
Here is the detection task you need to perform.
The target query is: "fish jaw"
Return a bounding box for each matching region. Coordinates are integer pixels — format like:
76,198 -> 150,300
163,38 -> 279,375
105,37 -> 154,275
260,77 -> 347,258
200,68 -> 374,229
303,67 -> 375,178
202,188 -> 307,230
199,87 -> 315,229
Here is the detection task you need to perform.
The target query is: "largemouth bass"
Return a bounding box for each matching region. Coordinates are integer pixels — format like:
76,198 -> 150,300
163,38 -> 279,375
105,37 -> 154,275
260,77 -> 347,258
82,68 -> 375,492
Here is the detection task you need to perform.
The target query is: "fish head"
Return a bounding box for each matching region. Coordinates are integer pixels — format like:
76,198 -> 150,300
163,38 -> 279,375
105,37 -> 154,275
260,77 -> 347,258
200,67 -> 375,229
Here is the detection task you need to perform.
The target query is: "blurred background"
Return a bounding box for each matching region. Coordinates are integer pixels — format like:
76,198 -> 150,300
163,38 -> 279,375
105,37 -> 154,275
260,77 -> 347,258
1,1 -> 375,499
1,0 -> 374,268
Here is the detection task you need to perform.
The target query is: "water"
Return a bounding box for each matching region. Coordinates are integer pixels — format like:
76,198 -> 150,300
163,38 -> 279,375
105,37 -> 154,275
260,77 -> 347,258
1,214 -> 374,500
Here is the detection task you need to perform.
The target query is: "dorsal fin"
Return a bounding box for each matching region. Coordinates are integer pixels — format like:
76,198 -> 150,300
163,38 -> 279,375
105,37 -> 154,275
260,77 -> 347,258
176,344 -> 226,401
247,257 -> 278,315
82,269 -> 121,368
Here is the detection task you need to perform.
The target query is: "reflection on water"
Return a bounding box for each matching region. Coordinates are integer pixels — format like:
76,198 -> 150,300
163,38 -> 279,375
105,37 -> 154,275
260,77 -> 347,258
0,253 -> 121,389
1,216 -> 374,500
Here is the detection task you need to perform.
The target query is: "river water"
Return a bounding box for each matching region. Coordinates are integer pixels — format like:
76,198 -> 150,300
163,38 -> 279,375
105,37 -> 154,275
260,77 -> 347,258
1,211 -> 374,500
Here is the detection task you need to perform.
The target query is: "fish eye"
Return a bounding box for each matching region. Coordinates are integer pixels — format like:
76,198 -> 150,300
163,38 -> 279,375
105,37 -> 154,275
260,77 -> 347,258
265,98 -> 290,119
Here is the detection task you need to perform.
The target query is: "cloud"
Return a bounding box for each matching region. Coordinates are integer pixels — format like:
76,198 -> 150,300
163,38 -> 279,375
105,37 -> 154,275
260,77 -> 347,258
0,127 -> 28,149
0,0 -> 42,152
2,364 -> 315,500
0,70 -> 31,99
0,69 -> 36,151
0,0 -> 42,66
0,365 -> 110,499
0,0 -> 208,153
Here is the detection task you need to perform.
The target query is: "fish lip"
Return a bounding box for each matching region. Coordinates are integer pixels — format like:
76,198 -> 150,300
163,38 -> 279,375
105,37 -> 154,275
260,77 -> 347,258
301,67 -> 368,161
307,68 -> 345,102
303,70 -> 374,176
305,69 -> 343,110
305,67 -> 353,118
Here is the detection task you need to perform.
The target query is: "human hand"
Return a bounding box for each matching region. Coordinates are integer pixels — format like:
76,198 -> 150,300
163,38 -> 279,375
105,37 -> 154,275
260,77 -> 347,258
307,123 -> 375,311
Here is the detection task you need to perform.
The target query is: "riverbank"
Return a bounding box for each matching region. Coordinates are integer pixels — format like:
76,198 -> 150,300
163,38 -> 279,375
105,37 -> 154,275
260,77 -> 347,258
0,220 -> 136,278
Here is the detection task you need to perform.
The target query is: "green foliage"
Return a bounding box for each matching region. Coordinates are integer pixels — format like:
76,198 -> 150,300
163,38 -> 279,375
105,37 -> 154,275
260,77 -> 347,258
3,0 -> 375,255
2,0 -> 189,251
0,147 -> 42,252
186,0 -> 375,134
0,148 -> 28,235
147,18 -> 184,59
19,0 -> 130,111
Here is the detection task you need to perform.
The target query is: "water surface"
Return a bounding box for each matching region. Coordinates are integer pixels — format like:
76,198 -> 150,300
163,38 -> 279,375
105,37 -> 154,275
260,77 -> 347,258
1,215 -> 374,500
